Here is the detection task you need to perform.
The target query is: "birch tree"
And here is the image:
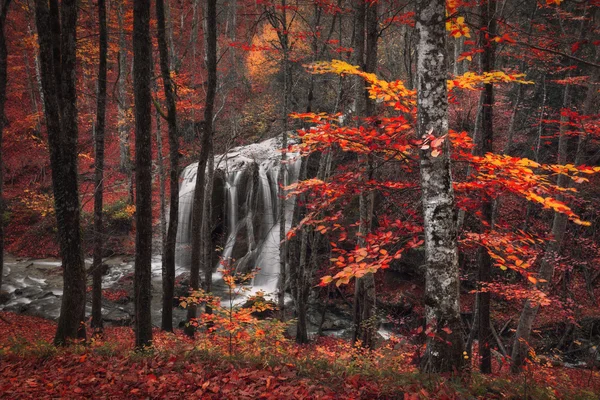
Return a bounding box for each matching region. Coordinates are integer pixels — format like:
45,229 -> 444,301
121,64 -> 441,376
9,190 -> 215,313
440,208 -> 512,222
416,0 -> 465,373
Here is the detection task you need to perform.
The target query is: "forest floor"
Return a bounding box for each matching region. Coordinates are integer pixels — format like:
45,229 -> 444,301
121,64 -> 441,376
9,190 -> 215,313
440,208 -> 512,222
1,312 -> 599,399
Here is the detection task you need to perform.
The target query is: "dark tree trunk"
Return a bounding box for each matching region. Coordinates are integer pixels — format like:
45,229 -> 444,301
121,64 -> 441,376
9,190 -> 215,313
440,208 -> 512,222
0,0 -> 10,294
133,0 -> 153,349
352,0 -> 377,348
477,0 -> 496,374
416,0 -> 465,373
117,0 -> 132,200
202,0 -> 217,316
277,0 -> 290,321
157,0 -> 179,333
35,0 -> 87,346
186,0 -> 217,336
92,0 -> 108,332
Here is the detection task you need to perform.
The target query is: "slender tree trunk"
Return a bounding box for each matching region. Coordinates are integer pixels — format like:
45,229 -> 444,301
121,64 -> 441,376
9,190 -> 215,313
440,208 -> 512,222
276,0 -> 290,321
156,0 -> 179,332
133,0 -> 153,349
117,0 -> 132,203
456,92 -> 483,230
92,0 -> 108,332
35,0 -> 87,345
203,147 -> 215,315
155,104 -> 167,264
522,75 -> 547,229
416,0 -> 465,373
351,0 -> 378,348
0,0 -> 10,293
186,0 -> 217,337
202,0 -> 218,316
477,0 -> 496,374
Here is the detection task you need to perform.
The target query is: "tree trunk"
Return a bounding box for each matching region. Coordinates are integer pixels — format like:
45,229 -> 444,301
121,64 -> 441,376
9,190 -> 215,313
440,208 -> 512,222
202,0 -> 218,316
416,0 -> 465,373
357,0 -> 378,348
92,0 -> 108,332
35,0 -> 87,345
0,0 -> 10,293
186,0 -> 217,337
275,0 -> 290,321
117,0 -> 132,203
477,0 -> 496,374
156,0 -> 179,332
203,147 -> 215,315
133,0 -> 153,349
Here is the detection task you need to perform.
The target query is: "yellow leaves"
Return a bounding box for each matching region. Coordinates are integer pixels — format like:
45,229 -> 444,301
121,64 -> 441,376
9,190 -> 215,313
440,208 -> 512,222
306,60 -> 415,111
467,153 -> 596,226
523,192 -> 590,225
515,158 -> 540,168
546,0 -> 563,5
446,16 -> 470,38
448,71 -> 533,91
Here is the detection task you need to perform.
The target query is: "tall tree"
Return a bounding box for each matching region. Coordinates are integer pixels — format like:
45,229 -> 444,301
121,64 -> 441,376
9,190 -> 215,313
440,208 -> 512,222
117,0 -> 133,203
416,0 -> 465,373
202,0 -> 217,315
91,0 -> 108,332
476,0 -> 496,374
271,0 -> 291,321
186,0 -> 217,337
133,0 -> 153,349
352,0 -> 378,349
156,0 -> 179,332
34,0 -> 87,345
0,0 -> 11,293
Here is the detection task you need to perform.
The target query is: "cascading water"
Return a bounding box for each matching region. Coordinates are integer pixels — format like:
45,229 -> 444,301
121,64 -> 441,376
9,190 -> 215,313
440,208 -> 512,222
175,137 -> 301,296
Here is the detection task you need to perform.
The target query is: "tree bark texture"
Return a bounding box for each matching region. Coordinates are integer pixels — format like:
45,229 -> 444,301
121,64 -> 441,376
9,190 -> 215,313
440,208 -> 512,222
416,0 -> 465,373
133,0 -> 153,349
476,0 -> 496,374
0,0 -> 10,293
35,0 -> 87,346
270,0 -> 289,321
117,0 -> 131,175
186,0 -> 217,336
202,0 -> 217,315
157,0 -> 179,332
92,0 -> 108,332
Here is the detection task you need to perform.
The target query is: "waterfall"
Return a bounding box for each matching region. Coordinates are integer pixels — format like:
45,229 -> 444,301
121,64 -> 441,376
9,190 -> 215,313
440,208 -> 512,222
175,137 -> 301,296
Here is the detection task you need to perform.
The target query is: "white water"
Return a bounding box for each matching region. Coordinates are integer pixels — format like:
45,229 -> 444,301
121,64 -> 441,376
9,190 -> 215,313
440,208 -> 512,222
176,137 -> 301,297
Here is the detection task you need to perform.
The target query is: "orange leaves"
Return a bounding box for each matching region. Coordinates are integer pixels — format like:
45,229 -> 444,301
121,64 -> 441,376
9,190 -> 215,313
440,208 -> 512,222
491,33 -> 517,44
457,48 -> 484,62
462,230 -> 540,273
446,16 -> 470,38
448,71 -> 533,91
460,153 -> 595,226
306,60 -> 416,112
319,221 -> 421,287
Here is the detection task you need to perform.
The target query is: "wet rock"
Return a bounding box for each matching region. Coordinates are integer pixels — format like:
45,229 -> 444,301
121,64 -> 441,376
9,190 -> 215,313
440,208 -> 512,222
242,295 -> 277,320
307,306 -> 352,331
0,290 -> 10,304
